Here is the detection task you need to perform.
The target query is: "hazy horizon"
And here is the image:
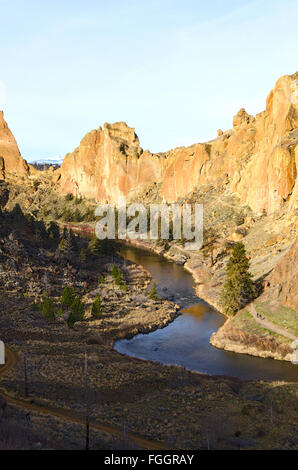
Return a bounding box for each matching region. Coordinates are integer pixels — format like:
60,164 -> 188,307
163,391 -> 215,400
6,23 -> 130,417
1,0 -> 298,162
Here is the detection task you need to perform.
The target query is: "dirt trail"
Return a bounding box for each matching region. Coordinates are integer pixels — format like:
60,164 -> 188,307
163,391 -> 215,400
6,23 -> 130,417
249,304 -> 297,341
0,346 -> 168,450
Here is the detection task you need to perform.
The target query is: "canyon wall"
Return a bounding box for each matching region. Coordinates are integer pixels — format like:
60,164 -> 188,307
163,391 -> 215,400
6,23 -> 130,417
162,73 -> 297,214
58,122 -> 165,202
0,111 -> 29,179
58,72 -> 298,215
265,237 -> 298,310
0,73 -> 296,216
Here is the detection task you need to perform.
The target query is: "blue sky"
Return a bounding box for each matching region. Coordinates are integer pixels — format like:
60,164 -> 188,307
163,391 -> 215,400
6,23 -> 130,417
0,0 -> 298,162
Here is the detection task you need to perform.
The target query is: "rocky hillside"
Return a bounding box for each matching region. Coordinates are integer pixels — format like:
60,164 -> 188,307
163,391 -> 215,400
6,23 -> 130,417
265,237 -> 298,310
0,73 -> 296,363
209,236 -> 298,362
57,72 -> 297,218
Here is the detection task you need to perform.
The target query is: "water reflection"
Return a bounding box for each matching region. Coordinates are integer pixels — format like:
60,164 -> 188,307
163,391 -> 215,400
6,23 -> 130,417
116,244 -> 298,381
182,303 -> 209,321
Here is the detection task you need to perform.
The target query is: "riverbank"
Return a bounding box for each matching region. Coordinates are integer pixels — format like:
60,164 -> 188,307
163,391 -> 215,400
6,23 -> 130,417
5,168 -> 297,365
1,222 -> 297,449
60,223 -> 297,363
1,288 -> 298,450
114,238 -> 297,364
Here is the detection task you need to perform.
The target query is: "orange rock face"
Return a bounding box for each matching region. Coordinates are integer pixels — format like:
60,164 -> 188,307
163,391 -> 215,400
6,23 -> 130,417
0,111 -> 29,178
58,72 -> 298,215
267,237 -> 298,310
161,73 -> 298,213
58,122 -> 165,203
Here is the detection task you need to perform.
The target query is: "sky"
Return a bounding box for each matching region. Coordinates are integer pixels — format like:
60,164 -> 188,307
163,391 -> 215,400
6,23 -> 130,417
0,0 -> 298,162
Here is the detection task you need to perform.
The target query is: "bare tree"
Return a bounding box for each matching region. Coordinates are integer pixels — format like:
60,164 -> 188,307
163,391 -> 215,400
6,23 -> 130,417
204,227 -> 218,267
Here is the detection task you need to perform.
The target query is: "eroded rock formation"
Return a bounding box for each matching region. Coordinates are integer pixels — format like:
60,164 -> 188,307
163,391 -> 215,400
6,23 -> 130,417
266,237 -> 298,310
0,111 -> 29,178
58,121 -> 165,202
58,72 -> 298,216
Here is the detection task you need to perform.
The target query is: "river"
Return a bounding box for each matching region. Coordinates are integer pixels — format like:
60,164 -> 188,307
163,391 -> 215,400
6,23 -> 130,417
115,244 -> 298,382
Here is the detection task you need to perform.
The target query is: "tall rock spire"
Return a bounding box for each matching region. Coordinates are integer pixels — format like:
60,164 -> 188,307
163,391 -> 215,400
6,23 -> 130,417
0,111 -> 29,178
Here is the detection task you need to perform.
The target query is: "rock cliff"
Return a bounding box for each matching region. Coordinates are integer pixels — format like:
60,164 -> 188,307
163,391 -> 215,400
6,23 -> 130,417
265,237 -> 298,310
58,121 -> 165,202
0,111 -> 29,179
58,72 -> 298,216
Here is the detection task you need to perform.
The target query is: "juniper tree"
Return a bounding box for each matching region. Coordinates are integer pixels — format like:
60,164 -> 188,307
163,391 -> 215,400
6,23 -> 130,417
70,297 -> 84,320
67,297 -> 85,327
204,227 -> 218,267
91,296 -> 104,319
67,229 -> 78,254
88,237 -> 101,256
114,271 -> 123,285
220,242 -> 256,316
149,281 -> 158,300
112,264 -> 119,278
61,285 -> 75,306
42,297 -> 55,321
59,237 -> 67,252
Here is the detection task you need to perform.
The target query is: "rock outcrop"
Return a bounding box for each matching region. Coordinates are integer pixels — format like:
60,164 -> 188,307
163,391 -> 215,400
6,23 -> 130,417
58,121 -> 165,202
58,72 -> 298,216
265,237 -> 298,310
0,111 -> 29,178
161,73 -> 298,214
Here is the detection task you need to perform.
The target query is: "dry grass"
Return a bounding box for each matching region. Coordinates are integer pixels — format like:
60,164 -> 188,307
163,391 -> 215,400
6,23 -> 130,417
256,302 -> 298,337
230,310 -> 292,346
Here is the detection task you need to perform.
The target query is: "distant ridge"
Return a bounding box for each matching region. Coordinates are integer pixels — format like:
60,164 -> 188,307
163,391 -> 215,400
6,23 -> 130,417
29,157 -> 64,166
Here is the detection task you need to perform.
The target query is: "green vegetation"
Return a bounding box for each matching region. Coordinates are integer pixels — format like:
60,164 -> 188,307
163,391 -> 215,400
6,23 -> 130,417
255,302 -> 298,337
203,227 -> 219,266
57,306 -> 64,317
67,297 -> 85,328
112,264 -> 119,278
31,301 -> 42,311
112,265 -> 127,289
230,309 -> 292,345
112,265 -> 122,284
88,237 -> 101,256
220,242 -> 256,316
65,193 -> 74,201
61,285 -> 75,306
42,297 -> 55,321
91,295 -> 104,319
148,281 -> 158,300
59,237 -> 67,251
